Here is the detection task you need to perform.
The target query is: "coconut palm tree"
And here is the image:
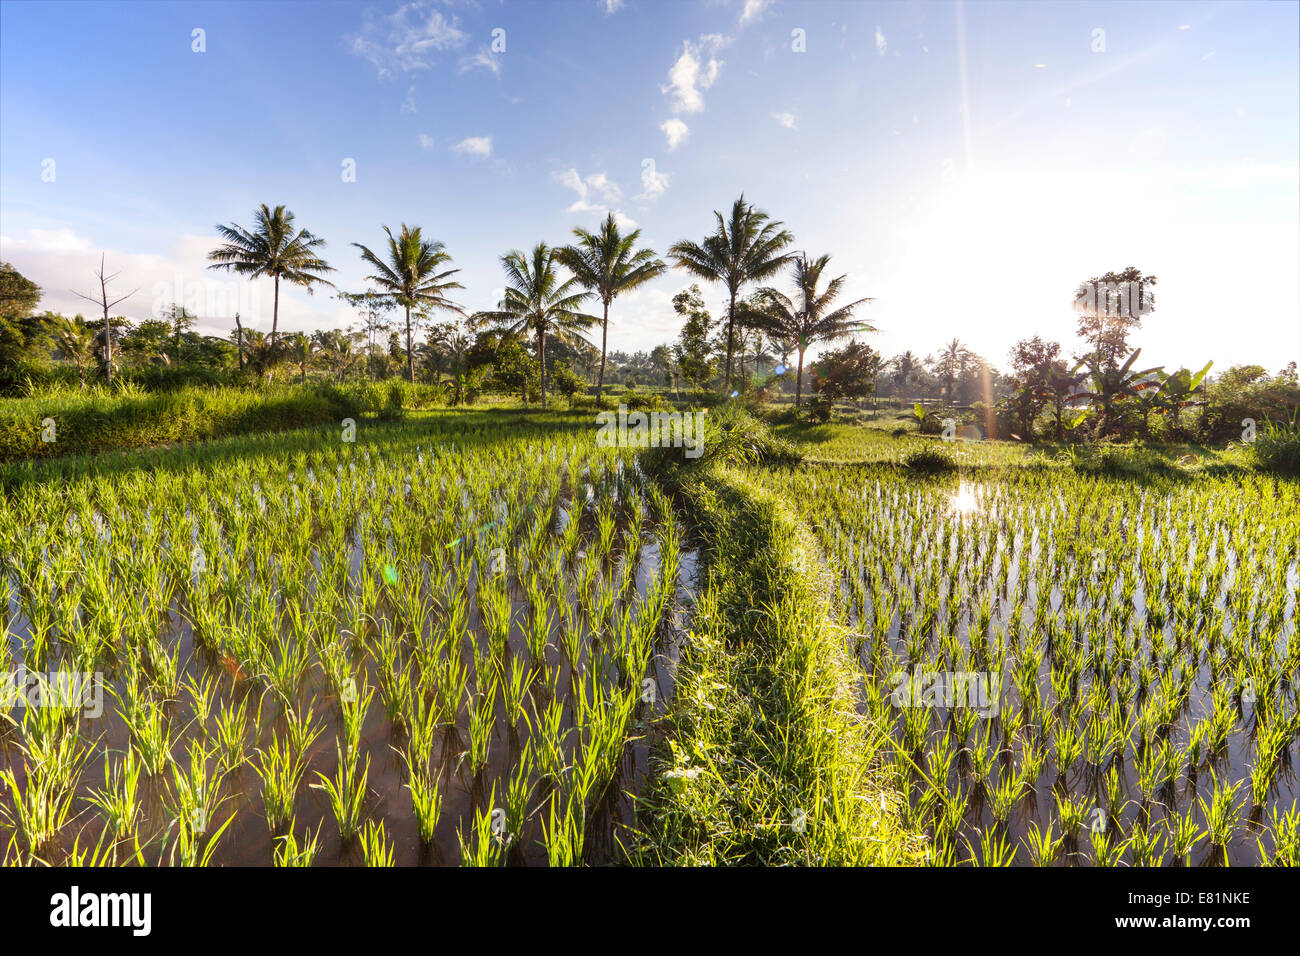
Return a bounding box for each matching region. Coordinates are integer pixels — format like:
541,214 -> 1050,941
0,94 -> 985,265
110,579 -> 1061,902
935,338 -> 972,403
474,243 -> 597,408
555,213 -> 666,403
740,253 -> 874,408
669,195 -> 794,389
285,332 -> 316,384
207,204 -> 335,348
892,351 -> 920,396
354,224 -> 465,383
53,316 -> 96,387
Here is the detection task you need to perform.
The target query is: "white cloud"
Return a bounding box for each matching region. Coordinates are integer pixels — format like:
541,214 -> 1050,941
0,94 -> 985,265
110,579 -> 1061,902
874,26 -> 887,56
602,0 -> 624,12
347,1 -> 469,78
660,118 -> 690,150
401,84 -> 417,113
773,111 -> 797,129
0,228 -> 352,335
636,159 -> 670,200
555,168 -> 623,213
611,210 -> 638,231
452,136 -> 493,157
458,46 -> 501,75
661,34 -> 731,114
417,133 -> 435,151
738,0 -> 772,27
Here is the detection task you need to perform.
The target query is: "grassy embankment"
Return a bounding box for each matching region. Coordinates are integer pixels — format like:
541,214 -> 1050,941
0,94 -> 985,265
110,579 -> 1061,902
633,409 -> 926,864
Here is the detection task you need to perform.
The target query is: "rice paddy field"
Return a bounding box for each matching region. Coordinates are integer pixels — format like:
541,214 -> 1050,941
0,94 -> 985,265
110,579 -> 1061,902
0,412 -> 696,866
3,409 -> 1297,869
754,429 -> 1300,866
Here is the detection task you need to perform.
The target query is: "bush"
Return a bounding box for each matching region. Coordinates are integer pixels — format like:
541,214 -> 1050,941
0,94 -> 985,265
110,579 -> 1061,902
903,444 -> 956,472
641,404 -> 802,481
1248,418 -> 1300,475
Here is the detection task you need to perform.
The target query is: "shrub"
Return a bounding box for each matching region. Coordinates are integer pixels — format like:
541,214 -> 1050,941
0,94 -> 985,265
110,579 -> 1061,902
903,444 -> 956,472
1248,417 -> 1300,476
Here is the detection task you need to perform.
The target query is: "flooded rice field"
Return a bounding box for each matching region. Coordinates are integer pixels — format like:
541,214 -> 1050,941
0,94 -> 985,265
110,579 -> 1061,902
762,464 -> 1300,866
0,428 -> 698,865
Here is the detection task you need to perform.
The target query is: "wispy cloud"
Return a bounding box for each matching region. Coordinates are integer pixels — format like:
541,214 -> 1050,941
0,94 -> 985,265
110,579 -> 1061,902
874,26 -> 887,56
401,84 -> 417,113
773,111 -> 797,129
347,1 -> 469,78
661,34 -> 731,114
660,118 -> 689,150
601,0 -> 625,13
636,159 -> 670,200
738,0 -> 772,28
417,133 -> 435,151
452,135 -> 492,157
555,168 -> 623,213
458,46 -> 501,76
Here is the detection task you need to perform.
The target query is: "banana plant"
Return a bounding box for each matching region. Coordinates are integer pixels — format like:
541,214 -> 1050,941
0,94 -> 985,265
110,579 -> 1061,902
1155,361 -> 1214,438
1069,348 -> 1163,438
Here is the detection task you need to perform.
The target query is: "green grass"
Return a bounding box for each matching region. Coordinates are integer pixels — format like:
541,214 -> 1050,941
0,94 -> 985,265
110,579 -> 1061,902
634,411 -> 924,864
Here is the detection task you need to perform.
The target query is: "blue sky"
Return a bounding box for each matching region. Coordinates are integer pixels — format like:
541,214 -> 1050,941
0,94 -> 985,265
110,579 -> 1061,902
2,0 -> 1297,371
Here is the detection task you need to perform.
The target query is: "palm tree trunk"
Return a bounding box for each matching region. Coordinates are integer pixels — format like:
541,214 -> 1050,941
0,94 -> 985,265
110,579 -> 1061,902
724,288 -> 737,389
272,274 -> 280,347
539,330 -> 548,408
235,312 -> 245,372
597,300 -> 609,403
796,347 -> 805,408
405,305 -> 414,383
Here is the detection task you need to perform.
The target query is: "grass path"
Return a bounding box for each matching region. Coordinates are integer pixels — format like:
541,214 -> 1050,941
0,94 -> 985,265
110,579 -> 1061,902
635,459 -> 925,864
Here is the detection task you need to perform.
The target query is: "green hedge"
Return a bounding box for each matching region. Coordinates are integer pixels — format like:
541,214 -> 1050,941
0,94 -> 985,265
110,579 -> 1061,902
0,384 -> 363,461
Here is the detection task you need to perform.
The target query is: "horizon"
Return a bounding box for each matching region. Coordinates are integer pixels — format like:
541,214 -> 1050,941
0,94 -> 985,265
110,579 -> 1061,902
2,0 -> 1297,373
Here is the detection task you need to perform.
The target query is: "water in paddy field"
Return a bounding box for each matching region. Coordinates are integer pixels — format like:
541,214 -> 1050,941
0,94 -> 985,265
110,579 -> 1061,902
823,476 -> 1300,866
0,477 -> 702,866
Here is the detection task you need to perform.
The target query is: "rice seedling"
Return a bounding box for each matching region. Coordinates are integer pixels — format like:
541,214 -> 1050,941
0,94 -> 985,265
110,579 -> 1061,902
273,825 -> 324,867
312,738 -> 371,842
359,819 -> 395,867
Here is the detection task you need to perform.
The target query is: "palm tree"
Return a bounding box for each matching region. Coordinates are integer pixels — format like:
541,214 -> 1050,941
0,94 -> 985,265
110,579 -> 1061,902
240,330 -> 282,382
935,338 -> 971,403
474,243 -> 597,408
555,213 -> 666,403
53,316 -> 96,387
315,329 -> 365,383
285,332 -> 315,384
740,253 -> 874,408
207,204 -> 335,348
353,224 -> 465,383
669,195 -> 795,389
892,351 -> 920,396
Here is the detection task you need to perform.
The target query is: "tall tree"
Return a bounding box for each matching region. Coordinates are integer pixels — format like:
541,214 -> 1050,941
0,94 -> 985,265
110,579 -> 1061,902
72,254 -> 138,385
474,243 -> 596,408
672,285 -> 717,395
353,224 -> 465,383
669,195 -> 794,389
555,212 -> 666,403
740,253 -> 874,408
208,204 -> 335,348
1072,266 -> 1157,369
